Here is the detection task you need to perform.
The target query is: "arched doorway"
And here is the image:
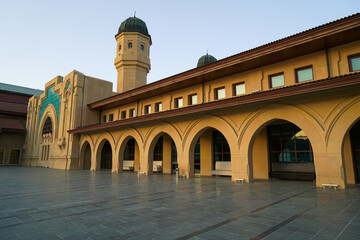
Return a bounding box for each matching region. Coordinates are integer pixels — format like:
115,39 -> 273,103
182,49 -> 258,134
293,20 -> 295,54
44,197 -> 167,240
191,129 -> 231,177
349,120 -> 360,183
149,134 -> 178,174
101,141 -> 112,170
79,141 -> 91,170
122,138 -> 140,171
252,120 -> 315,181
40,117 -> 53,162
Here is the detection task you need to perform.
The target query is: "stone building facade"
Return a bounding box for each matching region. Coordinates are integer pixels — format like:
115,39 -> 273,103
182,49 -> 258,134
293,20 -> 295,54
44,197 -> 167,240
23,14 -> 360,189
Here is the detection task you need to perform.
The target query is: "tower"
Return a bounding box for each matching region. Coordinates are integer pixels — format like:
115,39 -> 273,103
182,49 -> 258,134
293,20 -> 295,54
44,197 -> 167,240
114,16 -> 151,93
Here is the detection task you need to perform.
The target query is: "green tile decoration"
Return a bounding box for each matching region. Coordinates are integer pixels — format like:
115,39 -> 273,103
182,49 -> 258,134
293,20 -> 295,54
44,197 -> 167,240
39,86 -> 60,124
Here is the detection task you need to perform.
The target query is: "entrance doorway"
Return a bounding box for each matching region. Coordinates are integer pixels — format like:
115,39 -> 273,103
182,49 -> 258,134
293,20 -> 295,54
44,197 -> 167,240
101,141 -> 112,170
350,120 -> 360,183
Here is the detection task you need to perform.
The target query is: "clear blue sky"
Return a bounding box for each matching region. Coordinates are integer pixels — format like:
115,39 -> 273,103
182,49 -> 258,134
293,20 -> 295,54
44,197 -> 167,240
0,0 -> 359,91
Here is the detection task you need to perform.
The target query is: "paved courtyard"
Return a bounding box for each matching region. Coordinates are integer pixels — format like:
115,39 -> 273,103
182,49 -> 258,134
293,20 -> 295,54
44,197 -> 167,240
0,167 -> 360,240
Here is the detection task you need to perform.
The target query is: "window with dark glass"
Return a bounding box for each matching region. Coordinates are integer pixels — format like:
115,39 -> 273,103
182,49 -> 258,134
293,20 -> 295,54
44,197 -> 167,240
153,136 -> 163,161
269,73 -> 284,88
267,123 -> 313,163
188,94 -> 197,105
102,115 -> 107,123
194,138 -> 200,174
101,141 -> 112,169
349,54 -> 360,72
128,42 -> 132,48
140,45 -> 144,51
295,66 -> 313,83
0,149 -> 4,164
42,117 -> 52,135
124,139 -> 135,161
171,140 -> 178,173
155,102 -> 162,112
9,149 -> 20,165
233,82 -> 245,96
129,108 -> 135,118
174,97 -> 183,108
214,87 -> 226,100
121,111 -> 126,119
213,131 -> 231,162
118,44 -> 121,51
109,114 -> 114,121
144,105 -> 151,114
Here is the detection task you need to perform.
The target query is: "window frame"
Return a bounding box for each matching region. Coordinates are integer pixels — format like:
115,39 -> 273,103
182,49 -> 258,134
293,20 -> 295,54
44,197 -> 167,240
140,44 -> 144,51
128,42 -> 132,48
174,97 -> 183,108
129,108 -> 135,118
109,113 -> 114,122
8,148 -> 21,165
269,72 -> 285,88
214,87 -> 226,100
102,115 -> 107,123
295,65 -> 313,83
188,94 -> 197,105
348,53 -> 360,72
121,111 -> 126,119
144,105 -> 151,115
155,102 -> 162,112
232,82 -> 246,96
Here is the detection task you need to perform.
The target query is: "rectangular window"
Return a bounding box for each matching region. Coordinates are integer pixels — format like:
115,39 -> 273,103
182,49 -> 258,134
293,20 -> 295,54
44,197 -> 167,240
295,66 -> 313,83
109,114 -> 114,121
188,94 -> 197,105
349,54 -> 360,72
0,149 -> 3,164
102,115 -> 107,123
174,97 -> 183,108
129,108 -> 135,118
9,149 -> 21,165
121,111 -> 126,119
269,73 -> 284,88
155,102 -> 162,112
144,105 -> 151,114
214,87 -> 226,100
233,82 -> 245,96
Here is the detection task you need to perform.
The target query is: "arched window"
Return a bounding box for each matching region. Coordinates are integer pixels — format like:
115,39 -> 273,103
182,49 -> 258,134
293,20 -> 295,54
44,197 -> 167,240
140,45 -> 144,51
118,44 -> 121,51
42,117 -> 52,135
128,42 -> 132,48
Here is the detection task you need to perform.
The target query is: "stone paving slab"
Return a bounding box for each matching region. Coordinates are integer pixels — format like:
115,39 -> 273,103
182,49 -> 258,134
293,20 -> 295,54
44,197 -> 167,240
1,166 -> 360,239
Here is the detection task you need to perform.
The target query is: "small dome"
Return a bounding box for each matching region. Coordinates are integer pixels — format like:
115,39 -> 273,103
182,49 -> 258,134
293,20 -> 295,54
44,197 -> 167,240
116,16 -> 150,37
197,53 -> 217,67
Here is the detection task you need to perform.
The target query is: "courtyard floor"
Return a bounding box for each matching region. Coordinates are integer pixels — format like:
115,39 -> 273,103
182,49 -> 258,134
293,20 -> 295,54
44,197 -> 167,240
0,167 -> 360,240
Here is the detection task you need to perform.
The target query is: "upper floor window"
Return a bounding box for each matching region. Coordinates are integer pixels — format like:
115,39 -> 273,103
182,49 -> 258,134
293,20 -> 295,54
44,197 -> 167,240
269,73 -> 284,88
109,114 -> 114,121
144,105 -> 151,114
155,102 -> 162,112
295,66 -> 313,83
349,54 -> 360,72
121,111 -> 126,119
129,108 -> 135,118
188,94 -> 197,105
214,87 -> 226,100
118,44 -> 121,51
174,97 -> 183,108
128,42 -> 132,48
140,45 -> 144,51
102,115 -> 107,123
233,82 -> 245,96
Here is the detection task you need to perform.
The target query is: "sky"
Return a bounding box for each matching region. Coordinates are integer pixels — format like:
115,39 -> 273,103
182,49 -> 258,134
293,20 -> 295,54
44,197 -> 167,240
0,0 -> 359,91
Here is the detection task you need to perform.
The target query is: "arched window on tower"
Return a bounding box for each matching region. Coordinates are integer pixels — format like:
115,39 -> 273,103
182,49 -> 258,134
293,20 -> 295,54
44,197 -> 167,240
140,45 -> 144,51
128,42 -> 132,48
41,117 -> 52,162
118,44 -> 122,51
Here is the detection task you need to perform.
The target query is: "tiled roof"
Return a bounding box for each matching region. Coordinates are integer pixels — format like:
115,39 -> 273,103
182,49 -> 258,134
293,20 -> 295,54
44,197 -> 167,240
0,82 -> 43,96
0,118 -> 25,133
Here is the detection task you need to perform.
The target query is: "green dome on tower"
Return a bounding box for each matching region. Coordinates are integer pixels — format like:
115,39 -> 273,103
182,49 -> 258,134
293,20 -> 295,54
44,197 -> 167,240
197,53 -> 217,67
116,16 -> 150,37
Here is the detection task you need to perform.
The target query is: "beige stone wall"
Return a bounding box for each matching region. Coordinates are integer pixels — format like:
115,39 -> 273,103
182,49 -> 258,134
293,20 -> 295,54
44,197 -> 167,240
22,71 -> 113,170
